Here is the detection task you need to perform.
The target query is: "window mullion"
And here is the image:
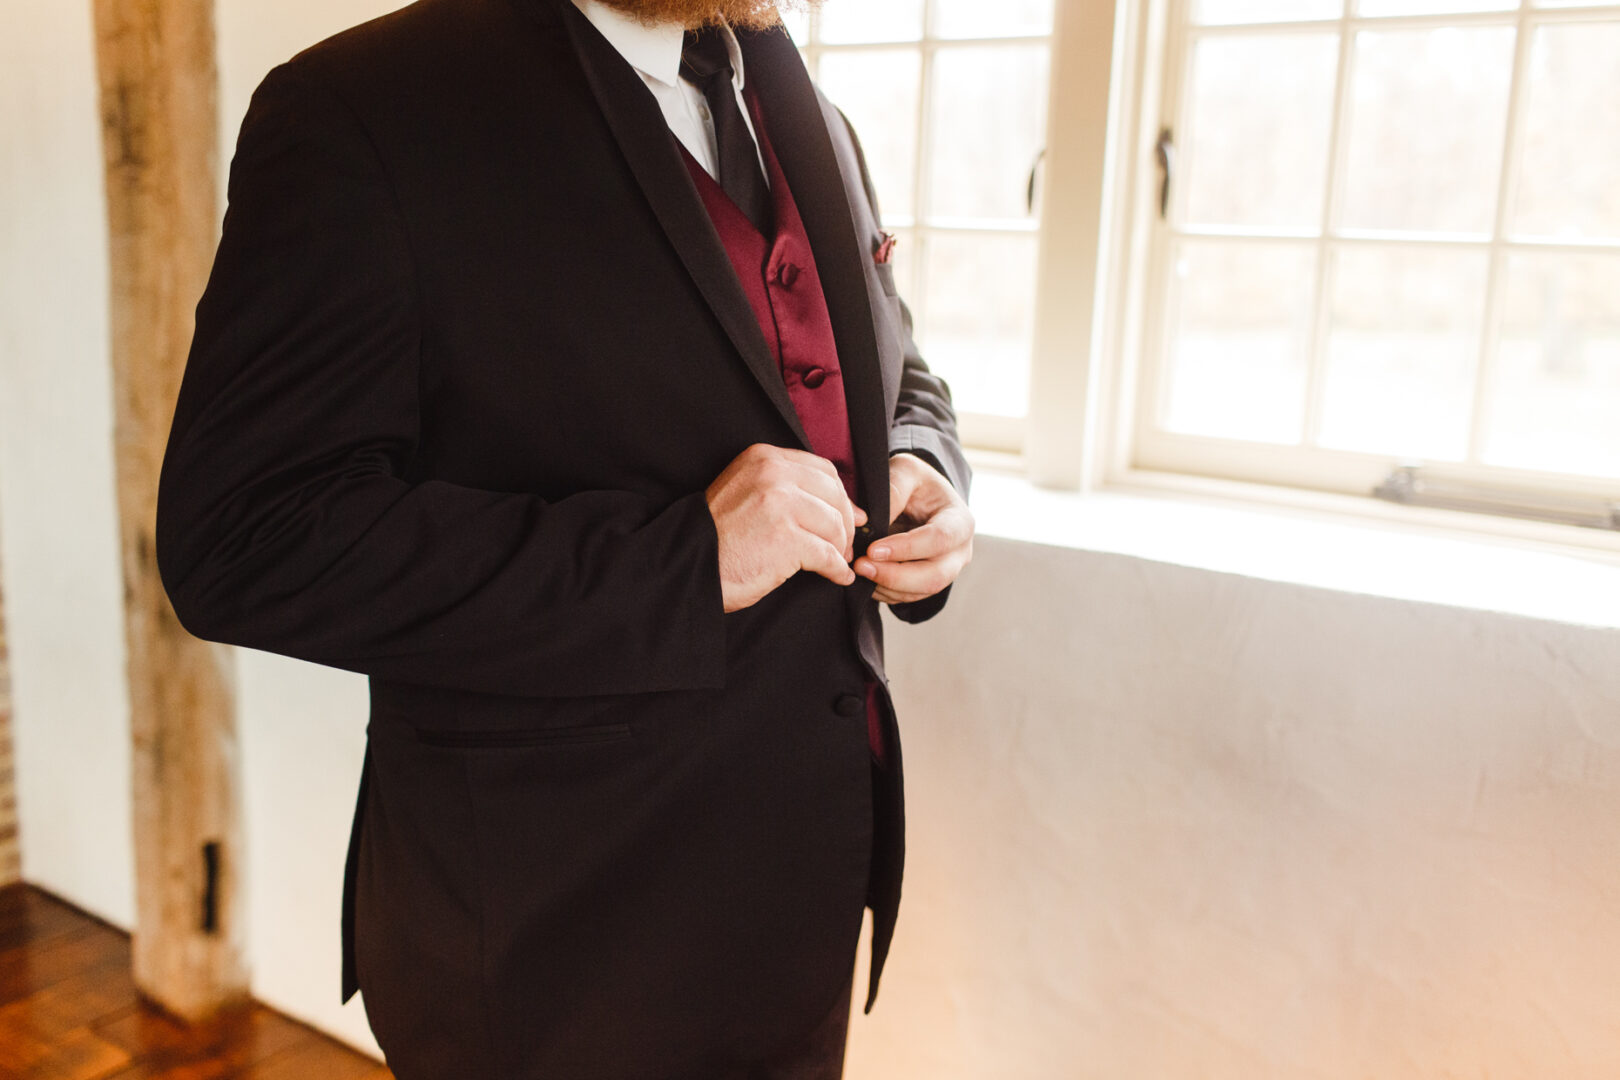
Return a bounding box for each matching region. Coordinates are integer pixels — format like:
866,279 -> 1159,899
1300,8 -> 1357,449
1126,0 -> 1620,535
805,6 -> 820,78
1465,0 -> 1535,466
1134,0 -> 1190,453
911,0 -> 937,341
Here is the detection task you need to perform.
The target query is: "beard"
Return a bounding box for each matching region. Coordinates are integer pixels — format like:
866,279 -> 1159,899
592,0 -> 815,31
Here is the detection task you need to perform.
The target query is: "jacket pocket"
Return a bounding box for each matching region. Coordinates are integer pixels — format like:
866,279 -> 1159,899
414,723 -> 633,749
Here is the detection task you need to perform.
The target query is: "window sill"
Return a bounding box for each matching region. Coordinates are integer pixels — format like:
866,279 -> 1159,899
966,462 -> 1620,632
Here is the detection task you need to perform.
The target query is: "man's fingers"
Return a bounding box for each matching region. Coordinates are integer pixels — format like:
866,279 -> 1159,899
773,446 -> 842,478
779,459 -> 860,561
872,585 -> 929,605
791,490 -> 852,560
853,550 -> 964,598
888,471 -> 919,526
791,461 -> 856,526
866,508 -> 974,563
837,486 -> 856,562
711,444 -> 868,610
802,536 -> 857,586
866,523 -> 944,563
753,445 -> 852,523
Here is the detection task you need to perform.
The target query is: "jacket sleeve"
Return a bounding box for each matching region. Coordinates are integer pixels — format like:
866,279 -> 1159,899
835,107 -> 972,625
156,61 -> 728,698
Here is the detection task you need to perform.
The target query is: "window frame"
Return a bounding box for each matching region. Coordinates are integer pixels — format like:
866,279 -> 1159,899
1116,0 -> 1620,533
992,0 -> 1620,557
797,0 -> 1620,554
795,3 -> 1059,453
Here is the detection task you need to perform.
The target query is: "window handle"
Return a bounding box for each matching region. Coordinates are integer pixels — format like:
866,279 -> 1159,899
1155,127 -> 1175,219
1374,464 -> 1620,531
1026,147 -> 1046,215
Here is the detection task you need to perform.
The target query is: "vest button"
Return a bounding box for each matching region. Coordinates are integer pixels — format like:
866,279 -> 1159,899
833,692 -> 864,717
802,366 -> 826,389
775,262 -> 800,288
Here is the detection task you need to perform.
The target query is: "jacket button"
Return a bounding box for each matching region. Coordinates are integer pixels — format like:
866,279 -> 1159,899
834,692 -> 864,717
802,366 -> 826,389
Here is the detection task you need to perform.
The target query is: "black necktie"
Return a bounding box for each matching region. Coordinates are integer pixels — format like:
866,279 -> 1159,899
680,28 -> 773,235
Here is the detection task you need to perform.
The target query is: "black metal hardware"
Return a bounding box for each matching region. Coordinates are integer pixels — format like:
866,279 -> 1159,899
201,840 -> 221,934
1026,147 -> 1046,215
1155,127 -> 1175,219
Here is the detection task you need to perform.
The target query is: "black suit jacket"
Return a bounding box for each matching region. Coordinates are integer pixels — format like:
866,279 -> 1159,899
156,0 -> 969,1076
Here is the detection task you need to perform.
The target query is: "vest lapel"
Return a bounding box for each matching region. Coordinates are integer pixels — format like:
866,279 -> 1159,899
557,3 -> 811,450
736,26 -> 891,536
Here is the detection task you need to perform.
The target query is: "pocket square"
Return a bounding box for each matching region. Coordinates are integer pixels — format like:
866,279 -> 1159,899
873,231 -> 897,265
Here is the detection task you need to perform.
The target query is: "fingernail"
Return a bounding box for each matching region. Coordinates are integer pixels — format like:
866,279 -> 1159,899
870,546 -> 890,560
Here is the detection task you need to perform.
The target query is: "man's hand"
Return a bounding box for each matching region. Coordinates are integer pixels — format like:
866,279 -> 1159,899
706,444 -> 868,613
853,452 -> 974,605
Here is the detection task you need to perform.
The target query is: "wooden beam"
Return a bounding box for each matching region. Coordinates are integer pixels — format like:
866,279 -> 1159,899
0,545 -> 17,888
89,0 -> 248,1021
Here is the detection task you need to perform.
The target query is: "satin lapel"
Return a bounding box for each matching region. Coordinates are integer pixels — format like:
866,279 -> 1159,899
738,27 -> 891,535
557,3 -> 811,449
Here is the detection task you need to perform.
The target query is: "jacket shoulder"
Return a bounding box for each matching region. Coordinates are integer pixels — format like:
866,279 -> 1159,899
274,0 -> 567,102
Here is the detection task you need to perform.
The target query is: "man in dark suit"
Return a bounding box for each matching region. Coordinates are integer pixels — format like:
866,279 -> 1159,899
156,0 -> 972,1075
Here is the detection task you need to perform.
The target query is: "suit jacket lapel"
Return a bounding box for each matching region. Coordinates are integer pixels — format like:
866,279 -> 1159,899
737,26 -> 892,535
557,2 -> 811,450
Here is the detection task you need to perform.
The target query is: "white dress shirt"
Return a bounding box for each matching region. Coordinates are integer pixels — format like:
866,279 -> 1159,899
570,0 -> 770,185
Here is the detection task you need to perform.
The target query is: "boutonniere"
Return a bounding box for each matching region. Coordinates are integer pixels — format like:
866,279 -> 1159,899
873,231 -> 898,265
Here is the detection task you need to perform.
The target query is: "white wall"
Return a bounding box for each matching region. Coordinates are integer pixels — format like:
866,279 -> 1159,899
215,0 -> 412,167
0,0 -> 405,1043
849,537 -> 1620,1079
0,0 -> 135,929
235,649 -> 375,1052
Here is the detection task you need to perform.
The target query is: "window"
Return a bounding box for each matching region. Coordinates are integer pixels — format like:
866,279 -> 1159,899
1132,0 -> 1620,519
786,0 -> 1057,445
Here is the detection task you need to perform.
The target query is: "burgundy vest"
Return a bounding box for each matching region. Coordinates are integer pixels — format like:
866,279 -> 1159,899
679,87 -> 886,765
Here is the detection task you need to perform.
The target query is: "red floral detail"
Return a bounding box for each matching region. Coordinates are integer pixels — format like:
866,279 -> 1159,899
874,231 -> 897,265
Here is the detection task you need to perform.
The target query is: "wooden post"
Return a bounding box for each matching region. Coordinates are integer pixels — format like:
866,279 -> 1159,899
0,542 -> 18,888
90,0 -> 248,1021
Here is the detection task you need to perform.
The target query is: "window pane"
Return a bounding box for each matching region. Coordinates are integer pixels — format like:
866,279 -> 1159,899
781,8 -> 809,44
1511,23 -> 1620,241
1318,245 -> 1488,459
1485,253 -> 1620,478
932,0 -> 1053,40
1181,33 -> 1339,231
1192,0 -> 1341,22
1163,240 -> 1317,443
1357,0 -> 1514,14
816,0 -> 923,44
816,50 -> 921,220
927,45 -> 1049,220
1192,0 -> 1340,22
1339,27 -> 1515,236
919,232 -> 1038,418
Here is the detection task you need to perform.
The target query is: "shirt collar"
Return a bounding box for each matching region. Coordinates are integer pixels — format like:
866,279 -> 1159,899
570,0 -> 747,91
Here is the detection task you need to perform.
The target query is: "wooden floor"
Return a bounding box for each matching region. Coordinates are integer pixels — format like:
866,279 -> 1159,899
0,883 -> 394,1080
